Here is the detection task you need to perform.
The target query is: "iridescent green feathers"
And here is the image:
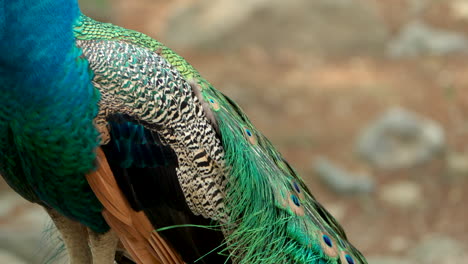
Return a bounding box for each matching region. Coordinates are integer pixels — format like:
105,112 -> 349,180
73,16 -> 366,263
74,15 -> 202,83
197,86 -> 366,264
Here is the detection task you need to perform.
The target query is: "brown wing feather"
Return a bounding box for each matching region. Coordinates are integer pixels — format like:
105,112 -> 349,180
86,147 -> 185,264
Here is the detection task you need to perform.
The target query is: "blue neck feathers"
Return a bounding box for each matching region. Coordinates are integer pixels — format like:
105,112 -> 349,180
0,0 -> 107,233
0,0 -> 91,98
0,0 -> 100,117
0,0 -> 100,174
2,0 -> 79,68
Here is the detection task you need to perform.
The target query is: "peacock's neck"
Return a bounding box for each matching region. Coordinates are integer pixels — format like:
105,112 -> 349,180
3,1 -> 78,61
0,0 -> 88,95
0,0 -> 98,112
0,0 -> 101,177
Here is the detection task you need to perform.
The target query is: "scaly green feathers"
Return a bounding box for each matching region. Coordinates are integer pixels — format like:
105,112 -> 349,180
74,16 -> 366,263
74,15 -> 203,83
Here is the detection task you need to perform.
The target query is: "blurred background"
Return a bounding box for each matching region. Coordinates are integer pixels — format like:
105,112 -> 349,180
1,0 -> 468,263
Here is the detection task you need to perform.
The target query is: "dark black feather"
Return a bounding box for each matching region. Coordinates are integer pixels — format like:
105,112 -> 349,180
102,114 -> 230,264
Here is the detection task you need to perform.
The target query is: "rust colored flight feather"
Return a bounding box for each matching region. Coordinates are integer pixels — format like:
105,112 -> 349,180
86,147 -> 185,264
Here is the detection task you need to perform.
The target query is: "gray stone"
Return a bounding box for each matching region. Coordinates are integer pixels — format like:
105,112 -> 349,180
372,235 -> 468,264
387,20 -> 468,58
356,107 -> 445,170
446,151 -> 468,179
0,249 -> 28,264
0,192 -> 64,264
313,157 -> 374,195
409,234 -> 467,263
379,180 -> 422,208
162,0 -> 388,56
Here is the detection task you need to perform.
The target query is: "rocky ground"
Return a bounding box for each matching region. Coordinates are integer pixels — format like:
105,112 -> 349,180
2,0 -> 468,263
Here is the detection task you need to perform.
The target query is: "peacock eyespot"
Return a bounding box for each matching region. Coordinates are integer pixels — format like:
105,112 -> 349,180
322,234 -> 332,247
243,127 -> 257,145
293,181 -> 301,193
340,251 -> 356,264
207,97 -> 220,111
317,231 -> 339,258
345,254 -> 355,264
287,192 -> 305,216
291,194 -> 300,206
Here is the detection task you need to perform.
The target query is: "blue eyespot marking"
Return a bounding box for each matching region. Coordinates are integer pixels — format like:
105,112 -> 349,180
345,254 -> 355,264
293,181 -> 301,193
243,127 -> 257,144
207,97 -> 220,111
317,231 -> 339,258
291,194 -> 300,206
322,234 -> 332,247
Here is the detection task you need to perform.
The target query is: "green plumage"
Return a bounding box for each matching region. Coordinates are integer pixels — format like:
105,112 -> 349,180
1,2 -> 366,262
74,15 -> 203,82
74,16 -> 366,263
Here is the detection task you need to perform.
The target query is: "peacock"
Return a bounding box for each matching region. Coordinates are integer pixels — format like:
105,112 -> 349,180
0,0 -> 367,263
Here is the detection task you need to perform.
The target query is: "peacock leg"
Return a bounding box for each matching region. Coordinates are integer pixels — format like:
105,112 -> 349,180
46,208 -> 92,264
88,228 -> 119,264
